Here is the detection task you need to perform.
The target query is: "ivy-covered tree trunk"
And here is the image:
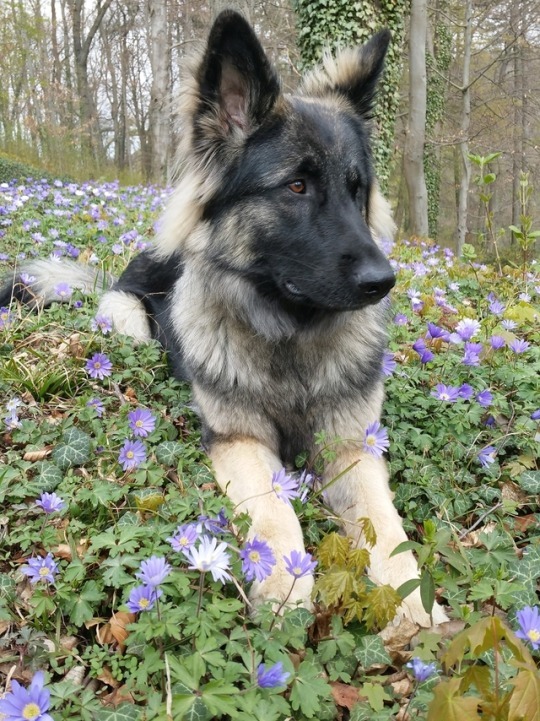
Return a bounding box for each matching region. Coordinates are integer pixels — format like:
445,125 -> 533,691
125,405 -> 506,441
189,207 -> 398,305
293,0 -> 409,193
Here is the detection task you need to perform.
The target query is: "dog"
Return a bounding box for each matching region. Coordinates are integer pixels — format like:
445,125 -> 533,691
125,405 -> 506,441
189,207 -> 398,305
1,10 -> 447,627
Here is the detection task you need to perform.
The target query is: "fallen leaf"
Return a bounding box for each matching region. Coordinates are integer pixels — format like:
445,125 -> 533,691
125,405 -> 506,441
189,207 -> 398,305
102,685 -> 135,707
330,681 -> 364,710
23,448 -> 52,462
98,666 -> 119,688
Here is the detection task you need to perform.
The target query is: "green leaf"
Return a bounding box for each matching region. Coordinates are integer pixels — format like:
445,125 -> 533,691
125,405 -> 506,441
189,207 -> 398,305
427,678 -> 482,720
508,668 -> 540,721
32,461 -> 64,492
420,571 -> 435,614
52,428 -> 91,469
512,546 -> 540,607
133,488 -> 165,512
362,682 -> 390,712
354,635 -> 392,668
516,471 -> 540,494
289,659 -> 331,718
317,532 -> 350,568
363,586 -> 401,630
0,573 -> 16,599
155,441 -> 184,466
94,704 -> 142,721
389,540 -> 421,557
396,578 -> 421,600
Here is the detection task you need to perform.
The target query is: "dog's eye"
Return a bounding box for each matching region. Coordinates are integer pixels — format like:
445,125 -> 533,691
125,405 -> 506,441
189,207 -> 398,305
288,180 -> 306,194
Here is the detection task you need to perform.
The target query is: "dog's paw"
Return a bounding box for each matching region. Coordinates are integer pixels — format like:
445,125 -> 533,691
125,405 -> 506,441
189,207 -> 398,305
249,569 -> 314,613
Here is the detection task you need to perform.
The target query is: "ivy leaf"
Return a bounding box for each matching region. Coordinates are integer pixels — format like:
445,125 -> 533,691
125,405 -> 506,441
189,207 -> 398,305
94,704 -> 142,721
354,635 -> 391,669
427,678 -> 481,720
508,668 -> 540,721
512,546 -> 540,607
52,428 -> 91,469
32,462 -> 63,492
133,488 -> 165,513
0,574 -> 16,600
155,441 -> 184,466
516,471 -> 540,494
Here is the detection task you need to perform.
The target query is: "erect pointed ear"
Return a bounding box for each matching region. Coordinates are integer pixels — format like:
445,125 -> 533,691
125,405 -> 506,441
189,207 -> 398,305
300,29 -> 391,119
196,10 -> 281,135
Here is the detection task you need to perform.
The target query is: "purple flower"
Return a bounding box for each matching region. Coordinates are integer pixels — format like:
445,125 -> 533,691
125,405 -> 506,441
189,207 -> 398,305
167,523 -> 199,553
284,550 -> 317,579
257,661 -> 290,689
240,537 -> 276,583
53,281 -> 72,299
85,352 -> 113,380
406,657 -> 438,682
501,319 -> 517,331
515,605 -> 540,650
412,338 -> 434,364
488,296 -> 505,315
476,390 -> 493,408
184,536 -> 231,583
197,508 -> 229,535
458,383 -> 474,400
426,323 -> 449,341
126,584 -> 162,613
21,553 -> 58,584
462,341 -> 483,366
118,439 -> 147,471
36,492 -> 66,514
86,397 -> 104,417
393,313 -> 408,326
0,670 -> 53,721
6,397 -> 22,413
363,421 -> 390,458
91,314 -> 112,334
382,350 -> 396,376
271,468 -> 300,505
20,272 -> 36,285
135,556 -> 171,587
531,409 -> 540,421
0,306 -> 13,329
4,412 -> 21,430
509,339 -> 530,354
431,384 -> 460,402
490,335 -> 506,349
128,408 -> 156,438
477,446 -> 496,468
455,318 -> 481,341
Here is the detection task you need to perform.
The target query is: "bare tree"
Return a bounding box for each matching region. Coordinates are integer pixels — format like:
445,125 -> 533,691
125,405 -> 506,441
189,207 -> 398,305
456,0 -> 473,254
404,0 -> 429,236
146,0 -> 169,182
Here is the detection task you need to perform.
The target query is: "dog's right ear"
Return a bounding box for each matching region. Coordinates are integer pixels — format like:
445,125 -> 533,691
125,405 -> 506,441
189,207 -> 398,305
195,10 -> 281,137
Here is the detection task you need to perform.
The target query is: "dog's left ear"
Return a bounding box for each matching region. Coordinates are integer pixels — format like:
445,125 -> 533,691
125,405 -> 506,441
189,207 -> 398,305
300,29 -> 391,119
196,10 -> 281,135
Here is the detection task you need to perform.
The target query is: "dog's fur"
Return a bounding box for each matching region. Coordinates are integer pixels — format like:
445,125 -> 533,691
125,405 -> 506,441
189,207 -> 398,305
1,11 -> 447,626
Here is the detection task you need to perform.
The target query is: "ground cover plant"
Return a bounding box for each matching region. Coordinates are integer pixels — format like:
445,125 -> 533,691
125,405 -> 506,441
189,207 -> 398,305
0,177 -> 539,720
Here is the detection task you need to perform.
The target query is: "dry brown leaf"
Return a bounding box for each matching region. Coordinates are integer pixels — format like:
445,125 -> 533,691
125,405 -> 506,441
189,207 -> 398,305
391,678 -> 413,697
53,544 -> 73,561
98,666 -> 120,688
23,448 -> 51,462
501,481 -> 529,504
102,685 -> 135,707
64,665 -> 86,685
110,612 -> 136,646
96,623 -> 115,646
0,620 -> 11,636
330,681 -> 364,710
514,514 -> 537,533
379,617 -> 418,663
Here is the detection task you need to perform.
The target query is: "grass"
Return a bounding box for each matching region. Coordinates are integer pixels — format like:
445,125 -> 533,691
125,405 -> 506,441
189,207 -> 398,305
0,177 -> 539,720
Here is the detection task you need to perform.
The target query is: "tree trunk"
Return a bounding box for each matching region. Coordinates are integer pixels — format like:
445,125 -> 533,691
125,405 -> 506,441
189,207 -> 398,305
404,0 -> 429,237
456,0 -> 473,255
147,0 -> 169,183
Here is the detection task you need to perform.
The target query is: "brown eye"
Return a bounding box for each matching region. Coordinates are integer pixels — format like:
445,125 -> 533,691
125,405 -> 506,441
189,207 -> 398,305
288,180 -> 306,194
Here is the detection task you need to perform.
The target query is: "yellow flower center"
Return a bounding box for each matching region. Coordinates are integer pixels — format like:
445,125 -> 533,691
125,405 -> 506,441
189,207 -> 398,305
366,435 -> 376,446
274,483 -> 282,493
136,420 -> 143,427
139,597 -> 150,609
39,566 -> 50,577
249,551 -> 261,563
23,702 -> 41,719
1,312 -> 8,321
293,566 -> 302,575
527,629 -> 540,642
180,537 -> 188,546
94,362 -> 101,369
126,451 -> 134,459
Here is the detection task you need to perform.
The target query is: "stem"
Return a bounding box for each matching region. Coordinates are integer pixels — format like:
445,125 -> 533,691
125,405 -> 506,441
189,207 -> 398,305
196,571 -> 205,616
268,577 -> 297,632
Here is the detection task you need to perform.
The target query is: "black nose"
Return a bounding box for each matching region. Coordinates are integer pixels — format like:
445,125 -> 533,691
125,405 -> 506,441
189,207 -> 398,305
352,264 -> 396,302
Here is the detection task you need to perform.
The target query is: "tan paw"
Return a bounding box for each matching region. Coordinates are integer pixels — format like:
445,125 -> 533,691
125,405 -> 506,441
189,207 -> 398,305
249,568 -> 314,612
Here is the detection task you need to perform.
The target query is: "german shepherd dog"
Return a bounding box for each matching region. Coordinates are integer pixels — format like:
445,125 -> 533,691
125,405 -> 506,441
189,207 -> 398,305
2,11 -> 447,626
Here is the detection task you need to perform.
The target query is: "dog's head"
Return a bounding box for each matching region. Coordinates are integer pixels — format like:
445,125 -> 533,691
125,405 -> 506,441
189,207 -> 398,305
159,10 -> 395,323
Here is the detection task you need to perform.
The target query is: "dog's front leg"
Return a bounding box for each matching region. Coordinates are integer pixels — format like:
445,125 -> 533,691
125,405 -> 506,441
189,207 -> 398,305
210,437 -> 314,610
323,447 -> 448,627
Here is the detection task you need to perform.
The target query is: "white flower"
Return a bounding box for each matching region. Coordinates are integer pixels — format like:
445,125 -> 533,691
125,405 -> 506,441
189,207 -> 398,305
184,536 -> 231,583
